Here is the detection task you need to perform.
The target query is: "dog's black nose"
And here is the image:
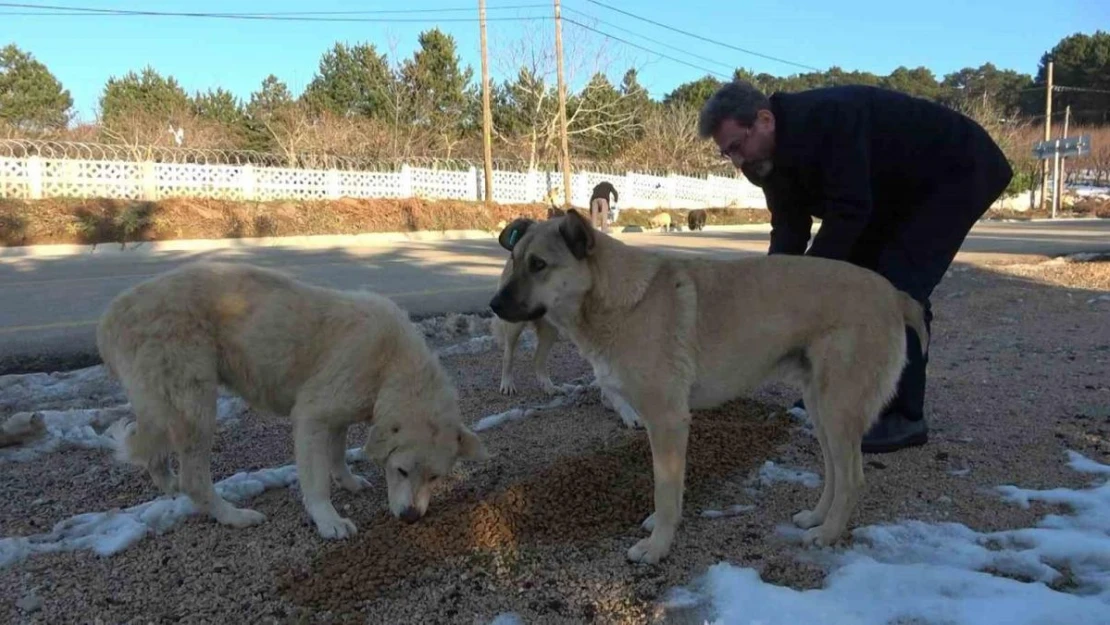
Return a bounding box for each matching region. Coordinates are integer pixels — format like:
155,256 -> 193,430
400,507 -> 421,524
489,294 -> 505,316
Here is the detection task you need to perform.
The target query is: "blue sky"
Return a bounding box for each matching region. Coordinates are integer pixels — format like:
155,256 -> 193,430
3,0 -> 1106,122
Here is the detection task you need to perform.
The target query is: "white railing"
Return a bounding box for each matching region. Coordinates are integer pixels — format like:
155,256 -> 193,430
0,155 -> 768,210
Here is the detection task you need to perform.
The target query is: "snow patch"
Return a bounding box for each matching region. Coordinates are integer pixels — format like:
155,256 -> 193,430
0,365 -> 126,414
474,380 -> 593,432
700,504 -> 756,519
0,395 -> 250,463
0,447 -> 368,568
437,335 -> 497,357
667,450 -> 1110,625
756,461 -> 821,489
417,313 -> 492,342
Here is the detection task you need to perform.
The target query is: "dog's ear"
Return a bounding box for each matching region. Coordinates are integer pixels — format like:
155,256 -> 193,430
498,218 -> 535,252
362,423 -> 394,462
559,209 -> 596,260
457,425 -> 490,462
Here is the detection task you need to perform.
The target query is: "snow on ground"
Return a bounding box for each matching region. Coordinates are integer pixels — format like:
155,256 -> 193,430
664,450 -> 1110,625
0,446 -> 368,569
0,394 -> 250,463
0,365 -> 125,414
474,378 -> 594,432
755,461 -> 822,489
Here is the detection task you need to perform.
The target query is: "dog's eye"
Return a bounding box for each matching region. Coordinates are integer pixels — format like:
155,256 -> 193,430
397,468 -> 409,478
528,256 -> 547,273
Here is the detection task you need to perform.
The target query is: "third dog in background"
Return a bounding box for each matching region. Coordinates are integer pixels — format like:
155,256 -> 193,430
649,212 -> 672,231
687,209 -> 707,231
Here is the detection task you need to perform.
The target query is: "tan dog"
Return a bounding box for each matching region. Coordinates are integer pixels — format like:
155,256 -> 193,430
488,210 -> 927,564
97,261 -> 488,540
649,212 -> 672,231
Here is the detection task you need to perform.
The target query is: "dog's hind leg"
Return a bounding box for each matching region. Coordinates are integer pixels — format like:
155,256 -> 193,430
792,386 -> 835,530
171,369 -> 267,529
802,418 -> 864,548
626,399 -> 690,564
498,321 -> 526,396
111,396 -> 178,496
328,425 -> 369,493
532,319 -> 559,395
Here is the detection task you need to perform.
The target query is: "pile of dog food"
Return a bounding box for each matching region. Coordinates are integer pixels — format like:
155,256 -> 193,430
279,398 -> 792,618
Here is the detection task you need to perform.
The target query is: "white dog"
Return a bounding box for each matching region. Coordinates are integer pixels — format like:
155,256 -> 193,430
97,261 -> 488,539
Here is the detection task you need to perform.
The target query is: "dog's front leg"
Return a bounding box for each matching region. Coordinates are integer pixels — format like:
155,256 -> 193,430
294,411 -> 358,539
627,406 -> 690,564
329,425 -> 370,493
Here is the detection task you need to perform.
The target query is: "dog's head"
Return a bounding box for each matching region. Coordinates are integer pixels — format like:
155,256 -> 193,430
488,209 -> 596,324
362,406 -> 488,524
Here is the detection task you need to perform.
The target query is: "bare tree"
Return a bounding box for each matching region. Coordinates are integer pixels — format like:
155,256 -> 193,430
620,104 -> 723,172
491,17 -> 644,169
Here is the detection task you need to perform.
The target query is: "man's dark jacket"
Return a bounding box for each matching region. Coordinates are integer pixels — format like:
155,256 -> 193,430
743,85 -> 1011,259
590,181 -> 619,204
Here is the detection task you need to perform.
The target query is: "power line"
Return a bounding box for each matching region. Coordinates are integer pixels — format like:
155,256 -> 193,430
581,0 -> 821,72
562,16 -> 729,79
0,2 -> 551,22
562,7 -> 736,73
0,3 -> 552,16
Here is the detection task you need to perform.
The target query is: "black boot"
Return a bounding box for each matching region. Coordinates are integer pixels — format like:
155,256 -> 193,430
861,412 -> 928,454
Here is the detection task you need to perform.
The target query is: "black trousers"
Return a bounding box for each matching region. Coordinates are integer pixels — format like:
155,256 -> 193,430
845,157 -> 1013,421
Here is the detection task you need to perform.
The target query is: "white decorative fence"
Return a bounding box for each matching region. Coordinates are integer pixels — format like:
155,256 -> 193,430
0,155 -> 768,210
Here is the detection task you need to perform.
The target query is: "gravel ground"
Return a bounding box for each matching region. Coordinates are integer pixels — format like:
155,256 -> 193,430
0,253 -> 1108,624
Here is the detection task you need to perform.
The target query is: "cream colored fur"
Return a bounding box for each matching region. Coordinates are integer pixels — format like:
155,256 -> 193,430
489,210 -> 927,564
96,261 -> 487,540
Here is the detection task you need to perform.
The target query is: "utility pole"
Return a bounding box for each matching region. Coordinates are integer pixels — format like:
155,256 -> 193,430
1040,60 -> 1053,211
1056,104 -> 1071,217
479,0 -> 494,205
553,0 -> 572,208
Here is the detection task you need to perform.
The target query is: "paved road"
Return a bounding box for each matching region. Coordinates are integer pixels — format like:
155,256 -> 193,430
1,219 -> 1108,373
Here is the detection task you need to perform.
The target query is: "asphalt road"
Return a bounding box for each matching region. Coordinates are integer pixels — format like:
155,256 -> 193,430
1,218 -> 1108,374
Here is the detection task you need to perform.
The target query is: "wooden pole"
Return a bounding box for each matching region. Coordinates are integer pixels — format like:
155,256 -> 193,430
1057,104 -> 1071,216
553,0 -> 572,208
479,0 -> 495,205
1040,60 -> 1053,211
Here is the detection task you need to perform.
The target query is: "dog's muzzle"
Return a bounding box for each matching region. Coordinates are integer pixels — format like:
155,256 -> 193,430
489,287 -> 543,323
400,507 -> 422,524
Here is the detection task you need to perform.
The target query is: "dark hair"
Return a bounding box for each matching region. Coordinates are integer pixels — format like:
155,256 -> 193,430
697,79 -> 771,139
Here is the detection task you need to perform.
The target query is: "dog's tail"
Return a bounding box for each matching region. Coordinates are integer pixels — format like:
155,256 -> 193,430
898,291 -> 930,356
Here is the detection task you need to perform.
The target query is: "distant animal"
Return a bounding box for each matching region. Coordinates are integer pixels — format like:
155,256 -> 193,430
687,209 -> 707,231
649,212 -> 672,231
97,261 -> 488,540
489,209 -> 928,564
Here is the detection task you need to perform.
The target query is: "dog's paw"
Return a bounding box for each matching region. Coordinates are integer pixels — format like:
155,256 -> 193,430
216,506 -> 267,528
337,473 -> 371,493
499,377 -> 518,396
313,514 -> 358,540
626,536 -> 670,565
792,509 -> 824,530
538,377 -> 559,395
801,524 -> 842,549
619,412 -> 644,429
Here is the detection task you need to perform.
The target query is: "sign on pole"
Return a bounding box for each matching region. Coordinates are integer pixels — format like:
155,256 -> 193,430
1033,134 -> 1091,160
